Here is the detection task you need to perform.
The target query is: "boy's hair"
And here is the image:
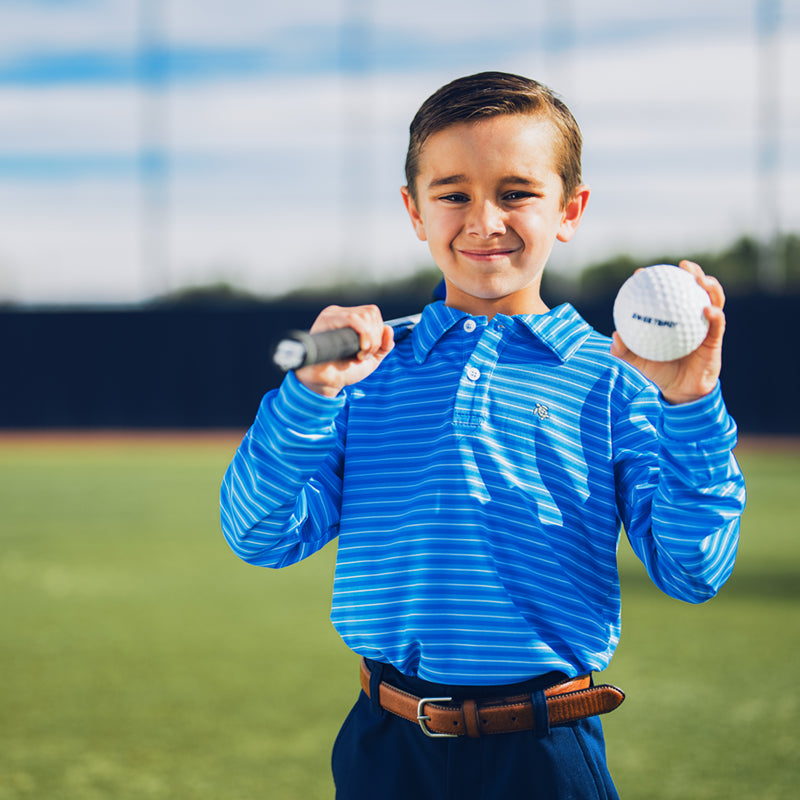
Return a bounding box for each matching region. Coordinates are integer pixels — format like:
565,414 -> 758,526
405,71 -> 583,208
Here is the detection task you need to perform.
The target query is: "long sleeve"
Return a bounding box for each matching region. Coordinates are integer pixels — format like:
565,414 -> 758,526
218,301 -> 748,683
615,381 -> 745,603
220,371 -> 348,568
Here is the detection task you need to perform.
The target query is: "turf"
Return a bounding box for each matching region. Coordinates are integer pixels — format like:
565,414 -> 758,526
1,435 -> 798,799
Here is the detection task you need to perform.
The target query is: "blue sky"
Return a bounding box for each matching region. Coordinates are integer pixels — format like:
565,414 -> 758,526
0,0 -> 797,304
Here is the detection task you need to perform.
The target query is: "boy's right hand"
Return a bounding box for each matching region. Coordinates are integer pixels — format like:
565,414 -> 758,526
295,304 -> 395,397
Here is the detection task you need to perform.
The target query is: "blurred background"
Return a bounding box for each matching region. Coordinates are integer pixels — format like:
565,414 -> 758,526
1,0 -> 798,430
1,0 -> 798,304
2,5 -> 798,799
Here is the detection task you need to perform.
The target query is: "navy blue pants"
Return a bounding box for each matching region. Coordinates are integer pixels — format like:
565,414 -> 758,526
332,659 -> 619,800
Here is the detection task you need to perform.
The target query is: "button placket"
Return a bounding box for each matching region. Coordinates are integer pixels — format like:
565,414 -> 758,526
453,324 -> 503,429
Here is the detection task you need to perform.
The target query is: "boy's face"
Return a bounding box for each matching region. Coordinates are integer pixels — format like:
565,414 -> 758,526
401,113 -> 589,317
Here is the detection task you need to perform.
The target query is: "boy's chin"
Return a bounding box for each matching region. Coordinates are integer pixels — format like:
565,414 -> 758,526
446,276 -> 541,302
443,280 -> 548,317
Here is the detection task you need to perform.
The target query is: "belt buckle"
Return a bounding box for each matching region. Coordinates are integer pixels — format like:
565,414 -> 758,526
416,696 -> 457,738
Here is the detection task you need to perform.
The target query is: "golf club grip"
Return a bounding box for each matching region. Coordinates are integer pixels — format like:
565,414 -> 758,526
276,327 -> 362,370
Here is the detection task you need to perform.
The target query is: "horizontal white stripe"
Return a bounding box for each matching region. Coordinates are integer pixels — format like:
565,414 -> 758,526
220,301 -> 745,683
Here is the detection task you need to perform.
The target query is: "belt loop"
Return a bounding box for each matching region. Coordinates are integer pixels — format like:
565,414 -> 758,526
462,698 -> 482,738
367,659 -> 386,717
530,689 -> 551,739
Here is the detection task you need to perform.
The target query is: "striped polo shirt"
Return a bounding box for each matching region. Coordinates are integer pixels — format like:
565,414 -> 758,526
220,301 -> 745,685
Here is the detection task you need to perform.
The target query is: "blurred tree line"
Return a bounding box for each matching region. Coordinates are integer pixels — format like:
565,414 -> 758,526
157,233 -> 799,308
4,233 -> 797,431
546,233 -> 800,304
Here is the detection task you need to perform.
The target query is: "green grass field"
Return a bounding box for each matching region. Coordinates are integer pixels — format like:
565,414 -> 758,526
1,433 -> 798,799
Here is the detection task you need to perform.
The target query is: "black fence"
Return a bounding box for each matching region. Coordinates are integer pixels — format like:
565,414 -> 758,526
1,292 -> 796,434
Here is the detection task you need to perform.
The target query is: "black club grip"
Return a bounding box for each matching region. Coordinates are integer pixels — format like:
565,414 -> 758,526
273,327 -> 362,371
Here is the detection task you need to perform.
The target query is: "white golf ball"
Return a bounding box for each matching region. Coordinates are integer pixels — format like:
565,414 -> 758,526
613,264 -> 711,361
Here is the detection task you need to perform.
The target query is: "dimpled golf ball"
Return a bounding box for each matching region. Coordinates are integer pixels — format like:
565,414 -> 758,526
613,264 -> 711,361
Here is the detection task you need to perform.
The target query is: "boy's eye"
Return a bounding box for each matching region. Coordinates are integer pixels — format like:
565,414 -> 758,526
436,190 -> 540,204
503,191 -> 537,201
439,192 -> 469,203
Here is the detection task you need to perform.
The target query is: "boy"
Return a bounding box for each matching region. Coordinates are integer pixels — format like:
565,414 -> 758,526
220,72 -> 745,799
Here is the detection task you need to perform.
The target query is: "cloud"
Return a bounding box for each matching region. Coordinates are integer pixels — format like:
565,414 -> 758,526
0,0 -> 798,304
2,0 -> 785,88
0,0 -> 136,53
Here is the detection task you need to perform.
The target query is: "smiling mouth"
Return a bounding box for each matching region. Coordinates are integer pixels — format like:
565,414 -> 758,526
458,248 -> 518,261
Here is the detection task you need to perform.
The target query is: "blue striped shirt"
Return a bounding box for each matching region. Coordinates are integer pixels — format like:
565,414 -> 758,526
220,301 -> 745,684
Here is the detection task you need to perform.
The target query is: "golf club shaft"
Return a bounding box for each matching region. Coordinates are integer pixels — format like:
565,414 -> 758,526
272,313 -> 421,371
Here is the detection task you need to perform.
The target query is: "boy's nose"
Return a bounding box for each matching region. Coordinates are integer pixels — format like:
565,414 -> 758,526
466,201 -> 506,237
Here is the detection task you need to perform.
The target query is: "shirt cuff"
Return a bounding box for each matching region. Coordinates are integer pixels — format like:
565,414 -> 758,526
658,381 -> 735,443
268,370 -> 347,429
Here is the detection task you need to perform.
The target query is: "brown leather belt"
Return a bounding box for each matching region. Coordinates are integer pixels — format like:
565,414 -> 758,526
360,658 -> 624,738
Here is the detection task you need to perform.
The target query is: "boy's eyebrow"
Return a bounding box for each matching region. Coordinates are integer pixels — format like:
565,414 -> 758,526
427,174 -> 467,189
427,174 -> 548,190
500,175 -> 547,189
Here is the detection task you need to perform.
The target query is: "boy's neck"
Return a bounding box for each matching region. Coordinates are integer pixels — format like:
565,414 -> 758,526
443,283 -> 550,319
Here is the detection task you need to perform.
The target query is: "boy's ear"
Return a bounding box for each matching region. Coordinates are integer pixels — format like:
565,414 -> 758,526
556,184 -> 590,243
401,186 -> 428,242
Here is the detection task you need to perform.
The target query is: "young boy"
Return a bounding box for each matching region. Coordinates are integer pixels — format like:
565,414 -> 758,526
220,72 -> 745,799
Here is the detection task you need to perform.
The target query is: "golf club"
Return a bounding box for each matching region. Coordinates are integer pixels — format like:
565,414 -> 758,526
272,313 -> 422,371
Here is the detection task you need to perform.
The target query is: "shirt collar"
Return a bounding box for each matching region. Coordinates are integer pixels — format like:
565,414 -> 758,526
412,301 -> 594,364
412,302 -> 469,363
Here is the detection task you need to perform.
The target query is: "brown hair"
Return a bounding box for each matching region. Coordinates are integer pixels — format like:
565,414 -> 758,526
405,71 -> 583,208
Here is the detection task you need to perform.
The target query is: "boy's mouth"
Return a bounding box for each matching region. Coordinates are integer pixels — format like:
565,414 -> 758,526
458,247 -> 518,261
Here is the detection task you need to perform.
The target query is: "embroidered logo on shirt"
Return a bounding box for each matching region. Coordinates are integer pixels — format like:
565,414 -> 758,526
533,403 -> 550,421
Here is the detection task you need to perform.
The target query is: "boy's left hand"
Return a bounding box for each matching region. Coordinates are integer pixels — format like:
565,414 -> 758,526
610,261 -> 726,405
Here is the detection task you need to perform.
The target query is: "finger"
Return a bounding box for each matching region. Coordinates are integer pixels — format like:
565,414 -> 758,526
678,259 -> 703,278
376,324 -> 395,357
699,273 -> 725,310
610,331 -> 631,359
678,260 -> 711,296
678,260 -> 725,310
308,305 -> 346,333
309,304 -> 385,359
702,305 -> 726,348
348,305 -> 385,358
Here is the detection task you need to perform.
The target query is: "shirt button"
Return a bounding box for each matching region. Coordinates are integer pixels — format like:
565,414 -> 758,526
466,367 -> 481,381
463,319 -> 477,333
